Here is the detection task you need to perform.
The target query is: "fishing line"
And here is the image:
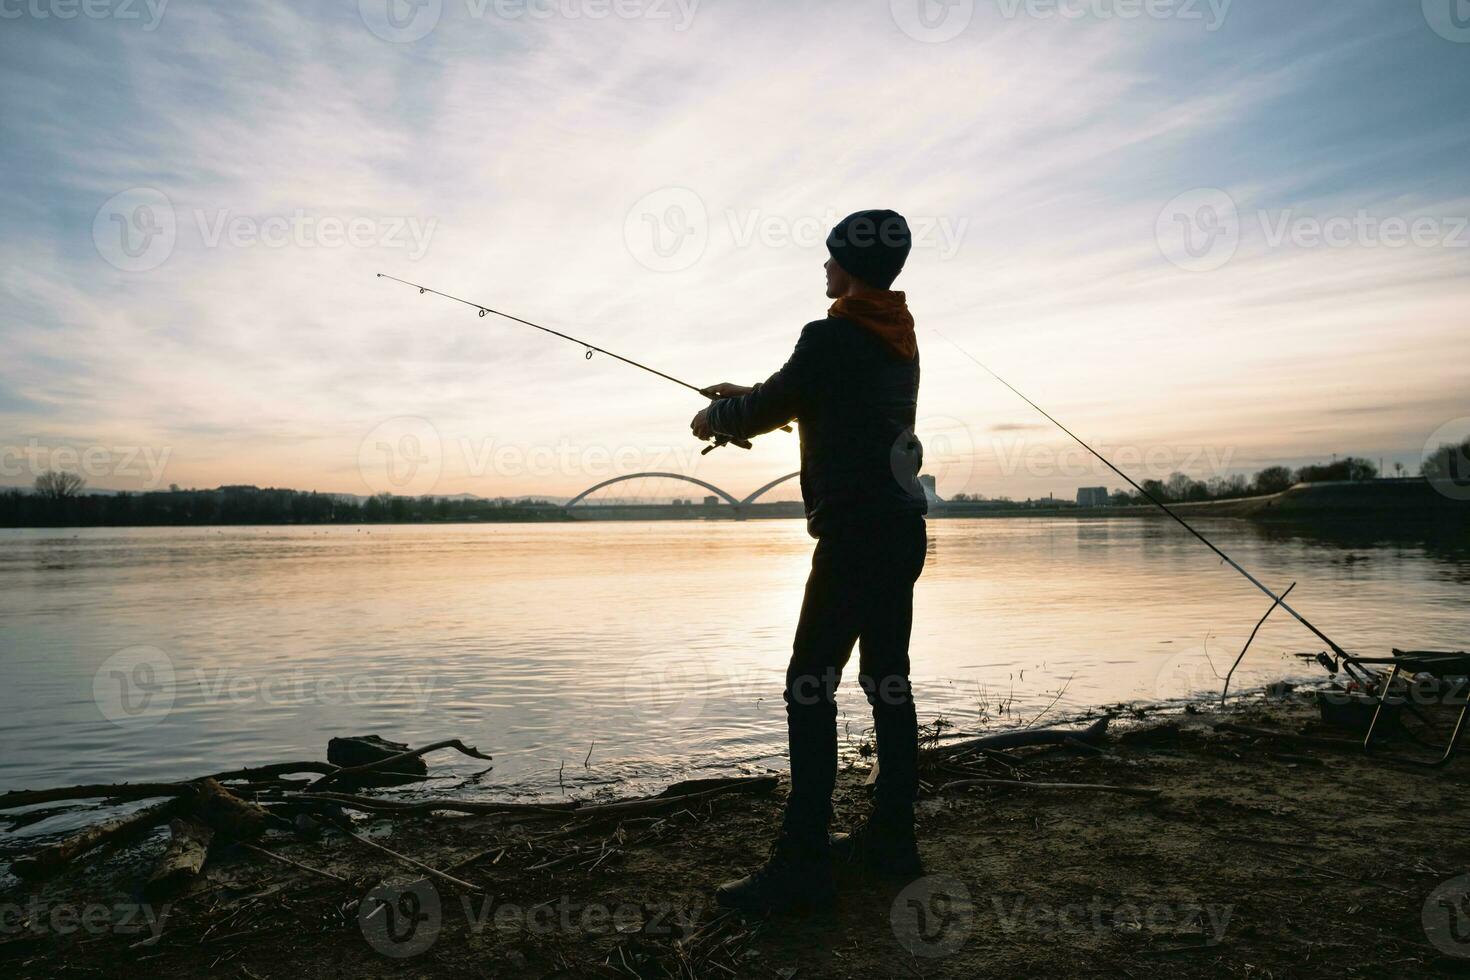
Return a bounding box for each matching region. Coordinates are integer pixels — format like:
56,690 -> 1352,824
931,325 -> 1353,662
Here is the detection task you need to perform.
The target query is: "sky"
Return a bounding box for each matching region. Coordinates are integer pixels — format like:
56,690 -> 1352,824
1,0 -> 1468,503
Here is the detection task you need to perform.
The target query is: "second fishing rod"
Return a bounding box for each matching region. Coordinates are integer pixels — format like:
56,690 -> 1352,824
932,326 -> 1359,677
377,273 -> 791,455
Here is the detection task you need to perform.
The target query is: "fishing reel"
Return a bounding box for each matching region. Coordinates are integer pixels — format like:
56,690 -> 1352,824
700,422 -> 794,454
702,435 -> 753,455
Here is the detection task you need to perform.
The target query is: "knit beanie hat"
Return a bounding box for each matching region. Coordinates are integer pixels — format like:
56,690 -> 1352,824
825,210 -> 912,289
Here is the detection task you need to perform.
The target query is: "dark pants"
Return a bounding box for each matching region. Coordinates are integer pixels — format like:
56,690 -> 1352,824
781,513 -> 927,847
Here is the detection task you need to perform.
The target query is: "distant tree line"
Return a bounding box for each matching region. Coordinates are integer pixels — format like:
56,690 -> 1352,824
949,455 -> 1405,507
1117,456 -> 1383,505
0,477 -> 569,528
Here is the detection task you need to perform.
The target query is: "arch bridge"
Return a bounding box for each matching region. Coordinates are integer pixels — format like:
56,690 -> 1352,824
564,471 -> 799,515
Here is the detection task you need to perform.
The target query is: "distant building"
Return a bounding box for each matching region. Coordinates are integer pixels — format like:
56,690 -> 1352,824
919,474 -> 942,505
703,495 -> 719,507
1077,486 -> 1109,507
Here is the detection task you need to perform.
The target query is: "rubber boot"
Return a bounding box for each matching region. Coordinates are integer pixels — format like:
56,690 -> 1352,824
715,835 -> 836,914
830,808 -> 922,879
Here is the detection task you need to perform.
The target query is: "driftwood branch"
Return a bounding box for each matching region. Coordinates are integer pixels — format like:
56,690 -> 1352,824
340,828 -> 482,893
288,792 -> 574,817
237,842 -> 348,884
1222,582 -> 1296,705
207,762 -> 340,782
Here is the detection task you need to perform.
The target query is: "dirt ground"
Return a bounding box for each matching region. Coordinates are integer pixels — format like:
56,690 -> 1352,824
4,693 -> 1470,979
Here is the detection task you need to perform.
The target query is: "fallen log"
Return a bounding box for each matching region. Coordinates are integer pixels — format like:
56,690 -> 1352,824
877,717 -> 1115,786
143,818 -> 214,900
10,799 -> 180,881
1213,723 -> 1362,750
574,776 -> 779,817
931,717 -> 1113,758
938,778 -> 1161,798
0,783 -> 192,810
0,767 -> 336,812
290,775 -> 778,820
307,739 -> 493,790
327,736 -> 428,786
190,778 -> 274,841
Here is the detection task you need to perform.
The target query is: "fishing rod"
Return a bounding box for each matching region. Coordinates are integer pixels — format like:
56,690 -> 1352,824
932,327 -> 1359,671
376,274 -> 788,455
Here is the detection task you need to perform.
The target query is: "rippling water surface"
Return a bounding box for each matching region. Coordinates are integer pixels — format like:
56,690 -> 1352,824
2,519 -> 1466,808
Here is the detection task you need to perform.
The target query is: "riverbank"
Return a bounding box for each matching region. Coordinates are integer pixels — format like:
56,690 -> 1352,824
4,692 -> 1469,978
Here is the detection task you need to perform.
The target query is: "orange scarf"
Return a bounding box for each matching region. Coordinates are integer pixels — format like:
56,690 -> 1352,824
829,291 -> 917,360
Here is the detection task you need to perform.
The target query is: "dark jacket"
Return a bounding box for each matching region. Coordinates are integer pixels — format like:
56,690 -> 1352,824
706,316 -> 927,537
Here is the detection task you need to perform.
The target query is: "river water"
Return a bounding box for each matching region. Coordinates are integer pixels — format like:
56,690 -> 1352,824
1,518 -> 1466,808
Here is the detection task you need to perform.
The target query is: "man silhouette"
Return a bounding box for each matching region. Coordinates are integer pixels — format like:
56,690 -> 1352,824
691,209 -> 929,913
